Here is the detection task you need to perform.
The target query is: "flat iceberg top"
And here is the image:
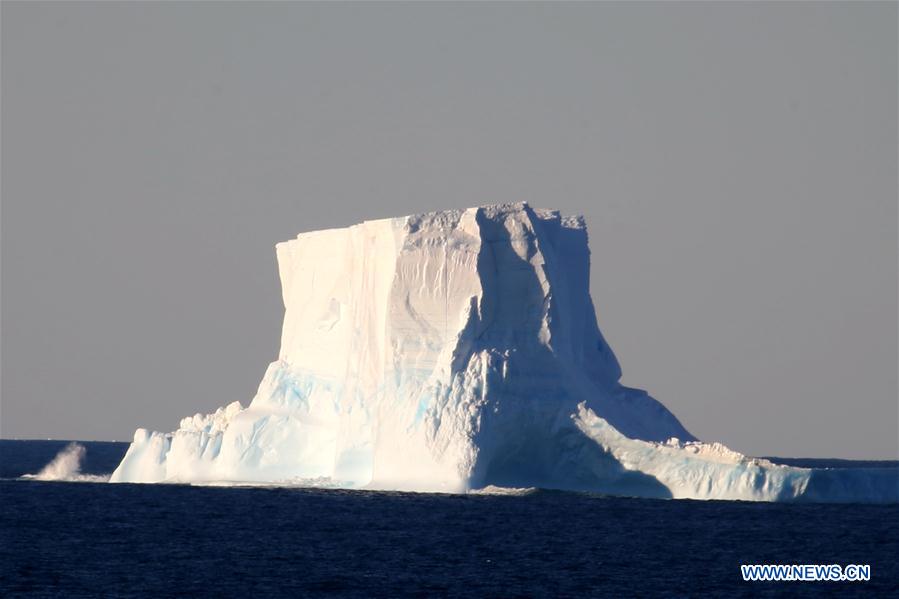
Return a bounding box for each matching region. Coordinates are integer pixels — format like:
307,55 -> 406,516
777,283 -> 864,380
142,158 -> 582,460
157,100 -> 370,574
278,203 -> 586,245
109,204 -> 898,503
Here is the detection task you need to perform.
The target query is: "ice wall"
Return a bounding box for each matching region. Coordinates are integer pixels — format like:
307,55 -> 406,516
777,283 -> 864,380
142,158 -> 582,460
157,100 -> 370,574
110,204 -> 897,503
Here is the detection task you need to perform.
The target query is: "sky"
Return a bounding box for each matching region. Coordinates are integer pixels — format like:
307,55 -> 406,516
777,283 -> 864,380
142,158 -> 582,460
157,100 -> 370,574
2,2 -> 896,459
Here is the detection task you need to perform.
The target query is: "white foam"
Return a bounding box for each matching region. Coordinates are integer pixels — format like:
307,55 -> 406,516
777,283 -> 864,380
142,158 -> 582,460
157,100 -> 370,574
23,443 -> 109,483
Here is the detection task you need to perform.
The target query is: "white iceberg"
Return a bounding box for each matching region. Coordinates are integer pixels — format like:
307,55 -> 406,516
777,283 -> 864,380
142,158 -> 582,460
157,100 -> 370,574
110,204 -> 897,502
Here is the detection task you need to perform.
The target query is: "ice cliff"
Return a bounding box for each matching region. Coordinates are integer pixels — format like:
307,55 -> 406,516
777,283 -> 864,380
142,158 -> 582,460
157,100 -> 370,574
110,204 -> 897,502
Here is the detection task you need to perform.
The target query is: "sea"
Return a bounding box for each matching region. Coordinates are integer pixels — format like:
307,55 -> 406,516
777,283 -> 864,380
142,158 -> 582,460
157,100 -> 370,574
1,440 -> 897,597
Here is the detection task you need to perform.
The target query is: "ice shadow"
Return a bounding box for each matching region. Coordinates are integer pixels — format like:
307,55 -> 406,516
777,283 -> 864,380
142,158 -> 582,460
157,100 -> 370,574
456,206 -> 671,498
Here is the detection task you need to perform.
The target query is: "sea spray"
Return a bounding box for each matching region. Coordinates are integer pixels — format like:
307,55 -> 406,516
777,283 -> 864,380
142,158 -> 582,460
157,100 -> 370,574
23,442 -> 109,482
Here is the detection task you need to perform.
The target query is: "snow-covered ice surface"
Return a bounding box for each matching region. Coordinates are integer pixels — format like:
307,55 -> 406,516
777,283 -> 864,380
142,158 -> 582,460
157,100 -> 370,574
110,204 -> 897,503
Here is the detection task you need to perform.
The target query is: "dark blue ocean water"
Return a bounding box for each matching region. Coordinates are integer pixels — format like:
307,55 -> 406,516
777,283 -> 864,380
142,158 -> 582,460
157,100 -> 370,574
1,440 -> 897,597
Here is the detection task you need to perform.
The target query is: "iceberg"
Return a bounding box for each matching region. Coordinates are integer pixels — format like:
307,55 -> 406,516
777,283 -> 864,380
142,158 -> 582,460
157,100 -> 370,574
110,204 -> 897,502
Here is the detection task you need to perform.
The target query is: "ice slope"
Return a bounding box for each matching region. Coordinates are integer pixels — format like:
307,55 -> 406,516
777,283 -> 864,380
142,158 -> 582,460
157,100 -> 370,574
110,204 -> 898,503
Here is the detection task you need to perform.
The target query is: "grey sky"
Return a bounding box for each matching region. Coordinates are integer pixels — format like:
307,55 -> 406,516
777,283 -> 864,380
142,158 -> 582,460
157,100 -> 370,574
2,2 -> 896,459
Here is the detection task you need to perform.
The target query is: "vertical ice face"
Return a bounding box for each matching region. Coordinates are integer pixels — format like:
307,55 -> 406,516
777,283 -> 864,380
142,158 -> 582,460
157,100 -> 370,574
108,204 -> 897,503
